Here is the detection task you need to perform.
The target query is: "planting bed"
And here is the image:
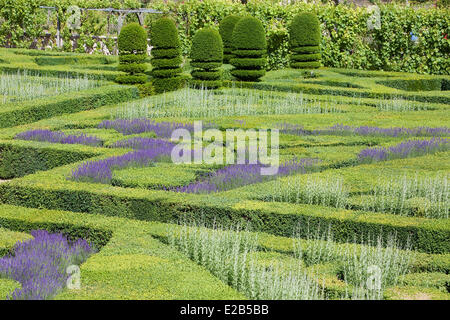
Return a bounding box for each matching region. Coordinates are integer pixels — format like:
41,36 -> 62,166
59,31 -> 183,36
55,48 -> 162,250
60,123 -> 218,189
0,49 -> 448,300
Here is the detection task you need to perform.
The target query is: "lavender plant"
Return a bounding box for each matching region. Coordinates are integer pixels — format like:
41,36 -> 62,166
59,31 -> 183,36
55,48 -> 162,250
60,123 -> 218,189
0,230 -> 94,300
15,129 -> 102,147
278,123 -> 450,138
172,158 -> 319,194
110,137 -> 176,150
71,140 -> 175,183
98,119 -> 196,138
358,138 -> 449,163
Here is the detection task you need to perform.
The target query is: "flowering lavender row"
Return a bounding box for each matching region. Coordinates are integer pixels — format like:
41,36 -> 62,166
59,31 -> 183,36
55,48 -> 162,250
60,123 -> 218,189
277,123 -> 450,138
0,230 -> 94,300
15,129 -> 102,147
358,138 -> 449,163
110,137 -> 175,150
98,119 -> 195,138
172,158 -> 319,194
71,138 -> 175,183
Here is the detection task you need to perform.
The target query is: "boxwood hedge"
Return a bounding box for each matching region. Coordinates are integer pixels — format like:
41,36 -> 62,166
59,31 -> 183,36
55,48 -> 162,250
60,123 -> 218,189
289,13 -> 321,69
230,17 -> 267,82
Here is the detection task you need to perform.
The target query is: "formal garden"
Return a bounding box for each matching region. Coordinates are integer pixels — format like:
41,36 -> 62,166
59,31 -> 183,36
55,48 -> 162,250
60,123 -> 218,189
0,0 -> 449,301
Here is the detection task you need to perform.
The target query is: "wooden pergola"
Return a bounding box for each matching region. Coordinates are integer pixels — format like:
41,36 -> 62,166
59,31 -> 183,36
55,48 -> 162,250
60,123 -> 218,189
39,6 -> 162,48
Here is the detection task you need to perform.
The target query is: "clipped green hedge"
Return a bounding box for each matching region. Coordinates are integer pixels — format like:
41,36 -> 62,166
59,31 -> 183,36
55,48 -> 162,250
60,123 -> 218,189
231,17 -> 267,82
0,204 -> 244,300
35,55 -> 116,66
118,23 -> 148,54
190,28 -> 223,89
0,85 -> 140,128
289,13 -> 321,69
378,78 -> 444,92
116,23 -> 148,84
0,142 -> 97,179
150,17 -> 183,93
1,174 -> 448,254
219,15 -> 241,63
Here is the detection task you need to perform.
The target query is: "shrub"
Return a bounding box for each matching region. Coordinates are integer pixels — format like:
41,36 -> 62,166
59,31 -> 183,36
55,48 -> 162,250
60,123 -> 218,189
150,17 -> 184,93
190,28 -> 223,89
230,17 -> 267,82
116,23 -> 148,84
219,15 -> 241,64
289,13 -> 321,69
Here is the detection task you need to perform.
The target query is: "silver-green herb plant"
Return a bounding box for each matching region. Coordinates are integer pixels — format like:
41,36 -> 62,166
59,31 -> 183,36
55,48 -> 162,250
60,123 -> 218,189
167,221 -> 323,300
261,176 -> 349,209
361,174 -> 449,219
0,70 -> 100,104
113,86 -> 344,119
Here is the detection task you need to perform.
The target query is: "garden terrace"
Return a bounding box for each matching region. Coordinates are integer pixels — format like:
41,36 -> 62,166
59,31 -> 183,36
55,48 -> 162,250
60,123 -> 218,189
0,47 -> 448,300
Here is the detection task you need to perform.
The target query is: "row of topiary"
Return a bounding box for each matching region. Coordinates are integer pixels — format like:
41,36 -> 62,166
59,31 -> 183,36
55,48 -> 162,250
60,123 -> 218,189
115,13 -> 321,91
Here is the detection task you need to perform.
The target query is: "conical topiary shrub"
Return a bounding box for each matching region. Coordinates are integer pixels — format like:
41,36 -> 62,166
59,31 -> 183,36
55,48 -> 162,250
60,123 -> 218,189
219,15 -> 241,64
289,13 -> 321,69
190,28 -> 223,89
150,17 -> 184,93
116,23 -> 148,84
230,16 -> 267,82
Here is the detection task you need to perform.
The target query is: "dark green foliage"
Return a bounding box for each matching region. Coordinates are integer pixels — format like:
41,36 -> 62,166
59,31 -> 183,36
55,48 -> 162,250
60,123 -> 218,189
136,82 -> 156,97
150,17 -> 180,49
289,13 -> 321,48
229,58 -> 266,68
150,56 -> 183,69
190,28 -> 223,89
152,75 -> 187,94
151,48 -> 181,59
191,28 -> 223,63
230,17 -> 267,82
115,74 -> 148,84
150,17 -> 183,93
117,23 -> 148,84
230,69 -> 266,81
119,54 -> 147,64
191,69 -> 222,80
35,56 -> 115,66
232,49 -> 267,58
292,46 -> 321,54
117,63 -> 147,74
232,16 -> 267,51
151,68 -> 183,78
0,144 -> 96,179
291,53 -> 322,62
378,78 -> 444,92
190,61 -> 222,70
219,15 -> 241,63
289,13 -> 321,69
118,23 -> 148,53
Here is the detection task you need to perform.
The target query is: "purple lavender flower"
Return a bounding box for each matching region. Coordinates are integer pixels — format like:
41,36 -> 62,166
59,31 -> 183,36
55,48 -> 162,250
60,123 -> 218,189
98,119 -> 195,138
277,123 -> 450,138
110,137 -> 175,150
0,230 -> 94,300
71,140 -> 175,183
15,129 -> 102,147
171,158 -> 319,194
358,138 -> 449,163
